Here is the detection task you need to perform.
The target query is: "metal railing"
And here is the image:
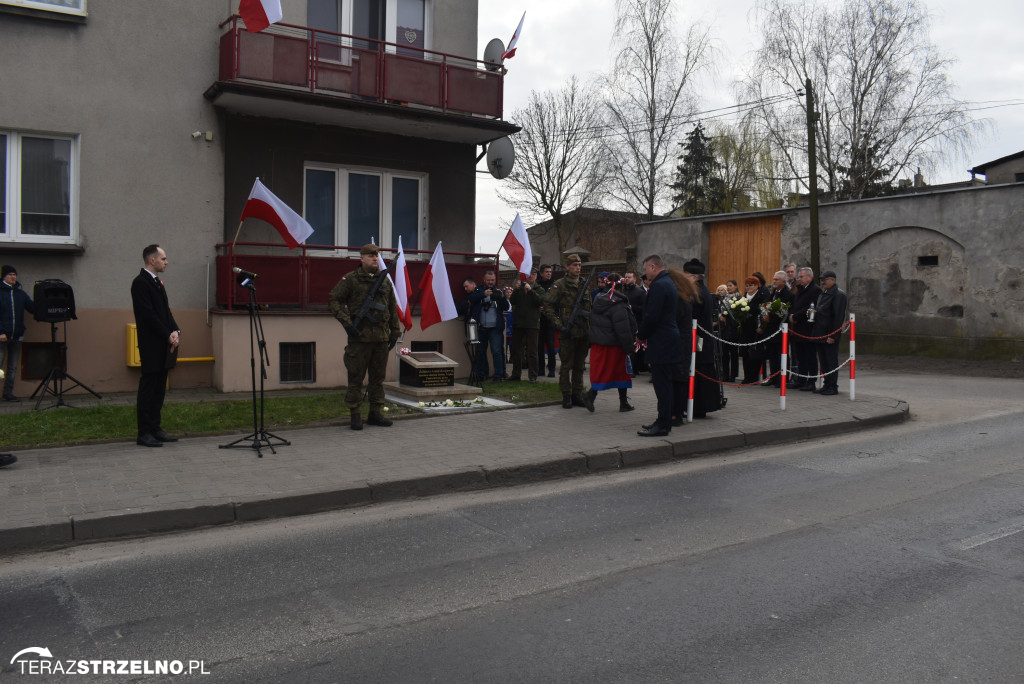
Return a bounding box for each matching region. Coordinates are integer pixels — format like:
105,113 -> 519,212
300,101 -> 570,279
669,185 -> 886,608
215,242 -> 498,311
217,15 -> 504,119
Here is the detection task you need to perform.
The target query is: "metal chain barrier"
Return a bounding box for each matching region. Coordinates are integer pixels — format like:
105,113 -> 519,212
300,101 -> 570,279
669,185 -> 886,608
696,322 -> 783,347
787,322 -> 851,341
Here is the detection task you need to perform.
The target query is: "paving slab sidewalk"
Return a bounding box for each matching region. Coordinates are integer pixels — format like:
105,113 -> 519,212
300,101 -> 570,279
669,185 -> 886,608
0,378 -> 907,555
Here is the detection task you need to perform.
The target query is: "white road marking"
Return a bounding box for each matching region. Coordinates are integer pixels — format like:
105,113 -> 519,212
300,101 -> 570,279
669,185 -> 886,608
957,519 -> 1024,551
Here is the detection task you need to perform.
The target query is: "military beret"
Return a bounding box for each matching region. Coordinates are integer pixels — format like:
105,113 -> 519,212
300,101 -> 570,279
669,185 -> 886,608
565,254 -> 582,264
360,244 -> 379,256
683,258 -> 705,275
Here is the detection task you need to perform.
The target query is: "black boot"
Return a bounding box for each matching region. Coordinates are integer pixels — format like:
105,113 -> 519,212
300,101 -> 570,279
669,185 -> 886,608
562,393 -> 573,409
350,410 -> 363,431
571,394 -> 587,408
618,388 -> 634,412
584,389 -> 596,412
366,411 -> 393,427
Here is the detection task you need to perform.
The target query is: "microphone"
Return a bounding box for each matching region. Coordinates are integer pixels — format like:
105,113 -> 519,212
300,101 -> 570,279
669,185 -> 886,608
232,267 -> 259,280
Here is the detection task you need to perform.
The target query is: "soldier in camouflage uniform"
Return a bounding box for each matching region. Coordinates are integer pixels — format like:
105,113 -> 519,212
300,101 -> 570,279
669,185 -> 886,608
329,244 -> 401,430
543,254 -> 592,409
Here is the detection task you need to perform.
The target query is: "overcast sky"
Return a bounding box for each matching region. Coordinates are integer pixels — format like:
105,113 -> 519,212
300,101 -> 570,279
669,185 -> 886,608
473,0 -> 1024,255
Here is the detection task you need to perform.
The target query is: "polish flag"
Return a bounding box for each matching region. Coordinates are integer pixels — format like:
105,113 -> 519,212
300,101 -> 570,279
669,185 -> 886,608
501,12 -> 525,61
418,242 -> 458,331
239,178 -> 314,249
500,213 -> 532,279
377,237 -> 413,331
239,0 -> 283,33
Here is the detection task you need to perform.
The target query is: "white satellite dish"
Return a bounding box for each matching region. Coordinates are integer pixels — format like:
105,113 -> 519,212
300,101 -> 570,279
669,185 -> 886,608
486,137 -> 515,179
483,38 -> 505,73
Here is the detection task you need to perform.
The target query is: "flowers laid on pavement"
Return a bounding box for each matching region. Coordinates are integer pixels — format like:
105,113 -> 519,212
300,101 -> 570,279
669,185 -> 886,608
416,397 -> 487,408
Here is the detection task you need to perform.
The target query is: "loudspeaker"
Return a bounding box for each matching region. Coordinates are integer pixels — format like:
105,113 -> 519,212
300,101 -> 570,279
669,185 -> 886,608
32,279 -> 78,323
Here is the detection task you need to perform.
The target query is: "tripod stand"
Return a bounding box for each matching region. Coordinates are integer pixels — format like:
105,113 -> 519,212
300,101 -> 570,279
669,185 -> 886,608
219,281 -> 289,457
31,320 -> 102,410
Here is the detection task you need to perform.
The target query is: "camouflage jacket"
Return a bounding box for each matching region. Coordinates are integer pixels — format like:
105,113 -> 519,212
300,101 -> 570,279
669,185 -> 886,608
543,275 -> 592,338
329,266 -> 401,342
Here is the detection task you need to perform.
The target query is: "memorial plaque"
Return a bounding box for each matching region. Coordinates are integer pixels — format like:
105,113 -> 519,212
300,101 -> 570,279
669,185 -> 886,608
398,351 -> 457,388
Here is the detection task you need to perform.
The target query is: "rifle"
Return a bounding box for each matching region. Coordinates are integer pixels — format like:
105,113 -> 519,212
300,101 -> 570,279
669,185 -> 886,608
561,268 -> 596,335
347,266 -> 390,337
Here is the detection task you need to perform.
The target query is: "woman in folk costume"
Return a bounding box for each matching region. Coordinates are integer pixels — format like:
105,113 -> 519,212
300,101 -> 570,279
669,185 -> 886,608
583,274 -> 638,413
667,268 -> 698,426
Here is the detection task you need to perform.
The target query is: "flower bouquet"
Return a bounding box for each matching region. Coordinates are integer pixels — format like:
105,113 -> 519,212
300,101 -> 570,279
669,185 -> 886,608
760,298 -> 791,321
729,296 -> 753,324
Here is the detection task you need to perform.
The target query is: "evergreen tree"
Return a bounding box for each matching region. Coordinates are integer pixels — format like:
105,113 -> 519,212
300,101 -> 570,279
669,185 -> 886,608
670,123 -> 727,216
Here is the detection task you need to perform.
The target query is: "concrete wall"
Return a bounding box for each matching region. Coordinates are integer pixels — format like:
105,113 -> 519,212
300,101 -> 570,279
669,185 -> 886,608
637,184 -> 1024,360
212,312 -> 473,392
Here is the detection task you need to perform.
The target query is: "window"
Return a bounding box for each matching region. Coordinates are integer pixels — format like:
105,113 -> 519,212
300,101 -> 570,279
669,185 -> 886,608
917,255 -> 939,267
0,131 -> 78,244
279,342 -> 316,383
0,0 -> 86,17
307,0 -> 428,51
303,164 -> 425,250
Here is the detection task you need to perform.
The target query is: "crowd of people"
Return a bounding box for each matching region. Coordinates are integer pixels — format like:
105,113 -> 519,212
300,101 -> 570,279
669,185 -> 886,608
463,254 -> 849,436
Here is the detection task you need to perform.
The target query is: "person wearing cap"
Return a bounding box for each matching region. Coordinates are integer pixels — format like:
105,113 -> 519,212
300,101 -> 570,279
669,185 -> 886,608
534,264 -> 558,378
543,254 -> 592,409
682,258 -> 725,416
811,269 -> 848,396
509,268 -> 542,382
1,265 -> 34,402
330,244 -> 401,429
131,245 -> 180,447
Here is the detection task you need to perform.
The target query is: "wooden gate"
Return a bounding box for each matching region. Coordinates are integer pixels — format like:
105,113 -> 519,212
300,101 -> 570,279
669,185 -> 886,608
707,216 -> 782,287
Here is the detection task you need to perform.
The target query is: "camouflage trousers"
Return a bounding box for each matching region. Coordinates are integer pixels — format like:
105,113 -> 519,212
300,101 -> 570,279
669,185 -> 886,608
344,340 -> 389,410
558,336 -> 589,395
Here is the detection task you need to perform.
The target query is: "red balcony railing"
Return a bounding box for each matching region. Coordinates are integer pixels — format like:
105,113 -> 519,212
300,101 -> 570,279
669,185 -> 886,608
217,15 -> 504,119
215,242 -> 499,312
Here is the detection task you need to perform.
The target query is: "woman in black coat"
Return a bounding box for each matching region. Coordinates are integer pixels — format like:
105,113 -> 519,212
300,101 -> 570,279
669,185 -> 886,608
738,276 -> 768,384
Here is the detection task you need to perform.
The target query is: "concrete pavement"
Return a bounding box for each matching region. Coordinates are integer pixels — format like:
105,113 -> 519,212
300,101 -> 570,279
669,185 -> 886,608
0,375 -> 907,555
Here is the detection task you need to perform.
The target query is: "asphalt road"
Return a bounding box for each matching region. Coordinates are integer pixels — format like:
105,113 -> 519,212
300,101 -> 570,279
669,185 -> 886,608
2,371 -> 1023,683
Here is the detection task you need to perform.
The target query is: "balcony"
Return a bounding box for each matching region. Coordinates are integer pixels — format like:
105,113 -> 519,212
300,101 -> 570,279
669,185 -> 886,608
215,242 -> 497,312
206,16 -> 519,145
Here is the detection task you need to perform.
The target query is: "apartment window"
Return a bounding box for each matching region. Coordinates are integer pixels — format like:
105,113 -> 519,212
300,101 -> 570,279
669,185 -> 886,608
279,342 -> 316,383
0,0 -> 86,17
307,0 -> 428,51
0,131 -> 78,244
303,164 -> 425,250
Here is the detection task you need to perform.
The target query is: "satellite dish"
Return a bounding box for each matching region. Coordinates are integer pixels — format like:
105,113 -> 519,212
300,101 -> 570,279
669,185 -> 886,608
486,137 -> 515,179
483,38 -> 505,73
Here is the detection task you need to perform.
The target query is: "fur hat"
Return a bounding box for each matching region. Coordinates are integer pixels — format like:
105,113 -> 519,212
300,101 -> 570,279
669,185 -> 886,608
682,258 -> 705,275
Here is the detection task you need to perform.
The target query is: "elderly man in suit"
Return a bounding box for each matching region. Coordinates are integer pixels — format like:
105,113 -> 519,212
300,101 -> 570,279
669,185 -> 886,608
131,244 -> 181,447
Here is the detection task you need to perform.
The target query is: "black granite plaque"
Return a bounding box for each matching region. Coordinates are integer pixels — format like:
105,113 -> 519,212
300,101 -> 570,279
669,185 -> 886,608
399,359 -> 455,387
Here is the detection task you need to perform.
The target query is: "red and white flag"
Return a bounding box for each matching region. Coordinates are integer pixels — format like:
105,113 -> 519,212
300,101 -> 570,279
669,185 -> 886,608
377,237 -> 413,331
418,242 -> 458,331
501,12 -> 525,61
239,0 -> 283,33
500,213 -> 533,279
239,178 -> 314,249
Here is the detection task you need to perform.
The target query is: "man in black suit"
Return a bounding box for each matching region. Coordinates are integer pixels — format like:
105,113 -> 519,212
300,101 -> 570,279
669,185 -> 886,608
131,244 -> 180,447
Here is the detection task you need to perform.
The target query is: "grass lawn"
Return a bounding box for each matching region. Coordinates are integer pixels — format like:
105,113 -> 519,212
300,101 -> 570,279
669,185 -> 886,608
1,380 -> 563,450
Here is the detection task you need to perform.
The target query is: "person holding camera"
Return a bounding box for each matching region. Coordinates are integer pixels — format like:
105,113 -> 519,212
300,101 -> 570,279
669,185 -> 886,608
464,269 -> 509,383
1,265 -> 34,402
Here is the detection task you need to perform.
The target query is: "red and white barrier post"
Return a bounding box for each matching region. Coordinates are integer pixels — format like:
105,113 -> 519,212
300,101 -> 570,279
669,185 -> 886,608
848,312 -> 855,401
780,322 -> 788,411
687,320 -> 697,423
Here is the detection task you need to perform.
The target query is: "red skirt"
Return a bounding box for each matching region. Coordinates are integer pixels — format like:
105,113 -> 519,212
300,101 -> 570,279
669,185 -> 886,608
589,344 -> 633,390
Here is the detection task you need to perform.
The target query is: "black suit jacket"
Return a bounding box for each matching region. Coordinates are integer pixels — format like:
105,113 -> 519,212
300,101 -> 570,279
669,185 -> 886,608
131,269 -> 179,373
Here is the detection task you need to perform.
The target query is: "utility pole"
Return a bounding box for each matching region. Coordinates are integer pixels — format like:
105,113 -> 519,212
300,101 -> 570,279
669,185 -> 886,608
806,77 -> 820,276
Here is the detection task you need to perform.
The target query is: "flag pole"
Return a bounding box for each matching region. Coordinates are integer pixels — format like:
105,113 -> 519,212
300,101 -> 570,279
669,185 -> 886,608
231,219 -> 245,250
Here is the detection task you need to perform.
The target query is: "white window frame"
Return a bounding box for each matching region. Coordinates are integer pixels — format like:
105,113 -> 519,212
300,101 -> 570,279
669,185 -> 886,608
0,130 -> 79,245
302,162 -> 427,253
0,0 -> 86,17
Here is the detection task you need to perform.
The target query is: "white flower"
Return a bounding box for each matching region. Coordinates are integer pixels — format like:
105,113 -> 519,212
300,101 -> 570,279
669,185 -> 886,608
444,399 -> 454,406
382,406 -> 389,412
418,402 -> 425,407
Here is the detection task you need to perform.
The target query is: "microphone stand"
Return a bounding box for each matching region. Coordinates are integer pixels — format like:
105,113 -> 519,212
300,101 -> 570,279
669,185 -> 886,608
219,278 -> 289,457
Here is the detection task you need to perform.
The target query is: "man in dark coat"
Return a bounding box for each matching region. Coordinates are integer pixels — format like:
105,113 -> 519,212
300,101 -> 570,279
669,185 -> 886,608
131,245 -> 180,447
636,254 -> 682,436
789,267 -> 822,391
761,270 -> 795,388
622,270 -> 647,376
509,268 -> 542,382
1,264 -> 34,401
812,270 -> 848,396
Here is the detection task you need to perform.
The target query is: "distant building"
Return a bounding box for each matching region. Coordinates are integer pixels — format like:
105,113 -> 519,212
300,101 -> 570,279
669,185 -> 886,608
526,208 -> 648,269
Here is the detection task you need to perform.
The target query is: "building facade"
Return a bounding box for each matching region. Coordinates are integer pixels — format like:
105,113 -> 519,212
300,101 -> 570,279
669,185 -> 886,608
1,0 -> 516,394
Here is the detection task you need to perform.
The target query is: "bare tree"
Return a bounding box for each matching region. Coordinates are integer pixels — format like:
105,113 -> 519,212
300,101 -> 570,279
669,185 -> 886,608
743,0 -> 983,200
603,0 -> 713,221
708,121 -> 792,211
497,77 -> 608,258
